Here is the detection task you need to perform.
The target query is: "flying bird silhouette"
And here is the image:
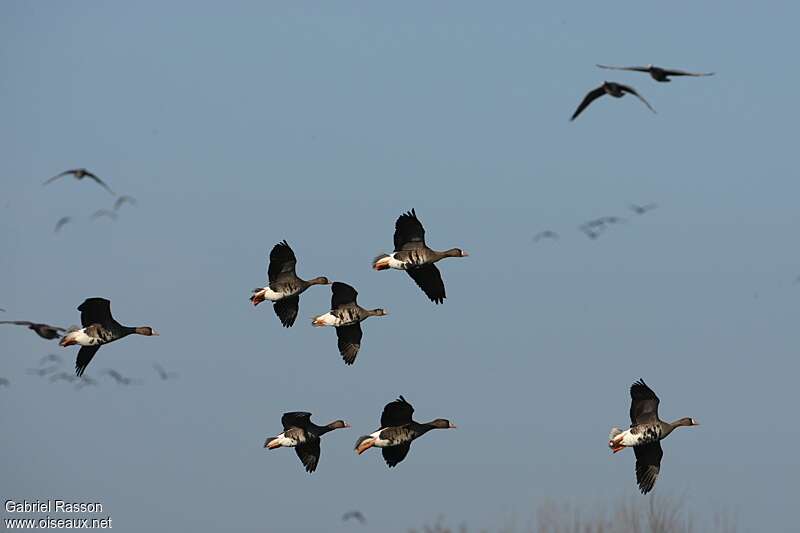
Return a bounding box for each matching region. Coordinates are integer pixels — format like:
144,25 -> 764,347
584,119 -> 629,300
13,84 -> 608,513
629,203 -> 658,215
113,195 -> 137,210
43,168 -> 115,195
54,216 -> 73,233
597,64 -> 714,82
0,377 -> 9,387
532,230 -> 560,243
342,511 -> 366,524
0,320 -> 65,340
152,363 -> 178,380
102,369 -> 139,385
571,82 -> 655,121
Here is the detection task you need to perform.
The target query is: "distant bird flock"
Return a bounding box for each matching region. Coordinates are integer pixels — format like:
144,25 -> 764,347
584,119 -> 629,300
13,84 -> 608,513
2,61 -> 720,498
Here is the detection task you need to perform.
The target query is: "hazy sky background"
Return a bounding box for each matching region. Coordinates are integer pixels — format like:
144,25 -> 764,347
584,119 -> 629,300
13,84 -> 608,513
1,2 -> 798,532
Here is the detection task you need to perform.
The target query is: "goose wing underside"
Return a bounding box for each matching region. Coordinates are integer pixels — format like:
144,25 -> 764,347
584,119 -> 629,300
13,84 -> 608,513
570,86 -> 606,121
629,379 -> 660,425
381,396 -> 414,428
406,264 -> 446,304
634,441 -> 663,494
382,442 -> 411,467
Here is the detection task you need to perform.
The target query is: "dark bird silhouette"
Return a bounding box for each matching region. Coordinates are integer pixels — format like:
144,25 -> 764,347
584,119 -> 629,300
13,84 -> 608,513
355,396 -> 456,467
532,230 -> 560,243
0,320 -> 65,340
571,82 -> 655,121
152,363 -> 178,380
264,412 -> 350,473
91,209 -> 118,221
250,240 -> 330,327
113,195 -> 137,211
312,282 -> 387,365
43,168 -> 115,195
609,379 -> 699,494
102,369 -> 139,385
597,64 -> 714,83
342,511 -> 366,525
54,216 -> 73,233
59,298 -> 158,376
373,209 -> 468,304
629,203 -> 659,215
0,377 -> 10,387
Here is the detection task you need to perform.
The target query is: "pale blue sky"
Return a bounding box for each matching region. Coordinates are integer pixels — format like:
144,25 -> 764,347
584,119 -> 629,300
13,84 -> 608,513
1,2 -> 798,532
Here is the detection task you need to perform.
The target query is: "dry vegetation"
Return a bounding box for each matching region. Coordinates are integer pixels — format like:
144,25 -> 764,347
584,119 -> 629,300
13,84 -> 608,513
409,496 -> 738,533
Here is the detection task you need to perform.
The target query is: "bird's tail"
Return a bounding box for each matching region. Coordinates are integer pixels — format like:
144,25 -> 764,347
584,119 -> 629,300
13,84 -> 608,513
608,427 -> 623,442
372,254 -> 391,271
264,436 -> 280,449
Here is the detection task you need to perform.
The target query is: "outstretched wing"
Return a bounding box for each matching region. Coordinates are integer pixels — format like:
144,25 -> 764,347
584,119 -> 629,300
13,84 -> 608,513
406,264 -> 446,304
630,379 -> 660,426
267,240 -> 297,283
382,443 -> 411,468
381,396 -> 414,428
336,323 -> 362,365
618,84 -> 656,114
394,209 -> 426,251
660,68 -> 714,77
596,64 -> 650,73
570,86 -> 606,121
281,411 -> 312,430
331,282 -> 358,309
78,298 -> 113,327
634,441 -> 663,494
75,345 -> 100,377
295,439 -> 321,473
43,170 -> 73,185
273,296 -> 299,328
85,172 -> 116,195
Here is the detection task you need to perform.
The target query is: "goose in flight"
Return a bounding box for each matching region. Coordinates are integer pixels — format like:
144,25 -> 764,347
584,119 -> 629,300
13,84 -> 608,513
629,203 -> 658,215
91,209 -> 118,221
355,396 -> 455,467
571,82 -> 655,121
0,320 -> 65,340
609,379 -> 699,494
312,282 -> 387,365
153,363 -> 178,380
54,216 -> 73,233
250,240 -> 329,327
264,412 -> 350,473
342,511 -> 366,524
597,64 -> 714,82
532,230 -> 559,243
59,298 -> 158,376
373,209 -> 468,304
43,168 -> 115,195
113,195 -> 137,211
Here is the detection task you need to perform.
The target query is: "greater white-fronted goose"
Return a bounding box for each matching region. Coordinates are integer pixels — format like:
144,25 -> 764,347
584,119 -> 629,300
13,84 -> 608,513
597,64 -> 714,82
264,411 -> 350,473
59,298 -> 158,376
0,320 -> 66,340
354,396 -> 455,467
312,282 -> 387,365
372,209 -> 468,304
571,82 -> 655,121
44,168 -> 115,195
250,240 -> 330,328
609,379 -> 699,494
